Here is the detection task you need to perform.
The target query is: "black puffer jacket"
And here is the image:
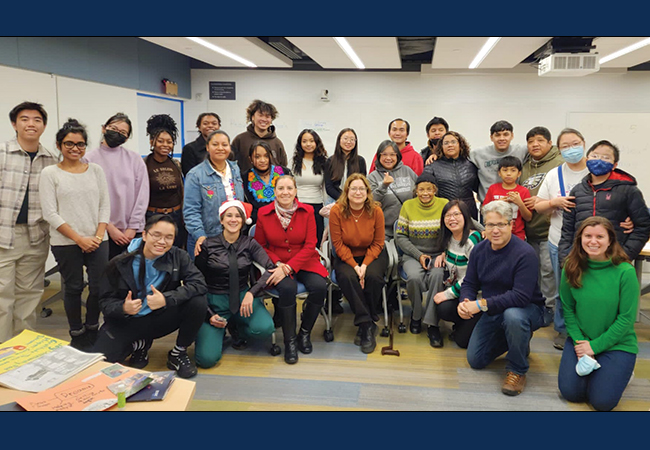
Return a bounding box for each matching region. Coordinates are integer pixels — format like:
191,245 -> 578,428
558,168 -> 650,263
423,155 -> 480,218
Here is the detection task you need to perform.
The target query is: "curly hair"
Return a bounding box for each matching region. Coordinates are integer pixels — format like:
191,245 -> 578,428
146,114 -> 178,150
336,173 -> 379,218
434,131 -> 471,159
246,99 -> 278,122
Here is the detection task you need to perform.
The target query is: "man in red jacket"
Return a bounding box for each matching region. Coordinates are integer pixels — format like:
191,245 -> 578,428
369,118 -> 423,176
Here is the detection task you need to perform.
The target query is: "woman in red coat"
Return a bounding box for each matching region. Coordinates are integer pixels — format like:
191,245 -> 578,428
255,175 -> 329,364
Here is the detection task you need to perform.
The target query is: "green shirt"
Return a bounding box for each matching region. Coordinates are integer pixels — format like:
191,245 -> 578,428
394,196 -> 448,259
560,259 -> 638,355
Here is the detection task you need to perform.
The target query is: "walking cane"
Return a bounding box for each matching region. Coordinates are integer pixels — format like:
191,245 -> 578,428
381,308 -> 400,356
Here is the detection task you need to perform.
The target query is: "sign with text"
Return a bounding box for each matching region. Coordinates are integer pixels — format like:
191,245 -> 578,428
209,81 -> 236,100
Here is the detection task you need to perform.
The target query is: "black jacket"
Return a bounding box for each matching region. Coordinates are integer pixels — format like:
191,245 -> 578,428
99,246 -> 208,321
181,135 -> 207,177
324,156 -> 367,201
423,155 -> 480,218
558,168 -> 650,263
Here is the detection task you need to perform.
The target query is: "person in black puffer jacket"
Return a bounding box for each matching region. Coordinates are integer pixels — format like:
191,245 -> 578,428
423,131 -> 480,220
558,140 -> 650,264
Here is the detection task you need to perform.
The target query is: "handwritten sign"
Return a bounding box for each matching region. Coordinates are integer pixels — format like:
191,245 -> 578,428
0,330 -> 67,375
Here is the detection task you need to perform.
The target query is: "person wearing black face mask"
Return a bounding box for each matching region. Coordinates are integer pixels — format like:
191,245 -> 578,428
421,117 -> 449,166
85,113 -> 150,259
558,139 -> 650,265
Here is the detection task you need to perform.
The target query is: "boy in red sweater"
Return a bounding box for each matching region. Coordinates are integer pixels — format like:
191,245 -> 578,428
483,156 -> 532,240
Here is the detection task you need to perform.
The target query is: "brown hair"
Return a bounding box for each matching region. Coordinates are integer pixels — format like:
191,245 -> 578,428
563,216 -> 630,288
336,173 -> 378,218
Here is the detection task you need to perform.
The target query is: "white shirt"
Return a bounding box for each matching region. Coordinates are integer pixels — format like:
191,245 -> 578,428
295,159 -> 325,204
211,162 -> 235,201
537,163 -> 589,245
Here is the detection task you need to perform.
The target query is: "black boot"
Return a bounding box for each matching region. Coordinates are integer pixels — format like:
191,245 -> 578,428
360,322 -> 377,354
279,305 -> 298,364
297,302 -> 322,354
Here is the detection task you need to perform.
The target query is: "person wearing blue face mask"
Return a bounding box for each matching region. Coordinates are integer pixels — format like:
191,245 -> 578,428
557,139 -> 650,268
537,129 -> 639,350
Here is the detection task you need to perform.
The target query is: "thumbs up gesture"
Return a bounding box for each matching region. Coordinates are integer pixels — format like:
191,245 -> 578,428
147,285 -> 167,310
123,291 -> 142,315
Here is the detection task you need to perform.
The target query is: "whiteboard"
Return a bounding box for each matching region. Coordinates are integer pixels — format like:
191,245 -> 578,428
567,112 -> 650,199
136,93 -> 185,158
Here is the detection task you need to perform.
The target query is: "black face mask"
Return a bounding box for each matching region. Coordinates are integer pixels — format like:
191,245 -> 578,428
104,130 -> 128,148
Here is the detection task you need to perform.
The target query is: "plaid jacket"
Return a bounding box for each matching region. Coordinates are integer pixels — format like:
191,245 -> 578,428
0,137 -> 59,249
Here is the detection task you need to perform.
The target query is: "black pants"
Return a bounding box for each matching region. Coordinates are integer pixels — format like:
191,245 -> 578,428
273,270 -> 328,308
334,248 -> 388,326
93,294 -> 207,363
51,241 -> 108,331
436,299 -> 480,349
305,203 -> 324,245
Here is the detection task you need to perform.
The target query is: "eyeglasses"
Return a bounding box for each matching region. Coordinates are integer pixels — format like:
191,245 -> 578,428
349,187 -> 366,192
62,141 -> 87,150
587,153 -> 614,162
341,138 -> 356,143
380,153 -> 398,158
443,140 -> 458,146
485,222 -> 510,230
417,188 -> 435,194
147,231 -> 175,244
444,212 -> 463,220
106,125 -> 129,138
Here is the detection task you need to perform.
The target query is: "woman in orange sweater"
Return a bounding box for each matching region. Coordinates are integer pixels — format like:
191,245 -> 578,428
329,173 -> 386,354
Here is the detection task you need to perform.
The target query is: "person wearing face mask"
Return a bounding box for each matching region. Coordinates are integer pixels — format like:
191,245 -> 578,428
181,112 -> 221,177
557,139 -> 650,266
144,114 -> 185,249
420,117 -> 449,166
85,113 -> 150,260
367,140 -> 417,239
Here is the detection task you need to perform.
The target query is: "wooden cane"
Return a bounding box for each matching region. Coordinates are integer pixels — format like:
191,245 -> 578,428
381,308 -> 400,356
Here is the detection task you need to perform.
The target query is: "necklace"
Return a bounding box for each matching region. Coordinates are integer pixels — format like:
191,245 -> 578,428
350,208 -> 364,222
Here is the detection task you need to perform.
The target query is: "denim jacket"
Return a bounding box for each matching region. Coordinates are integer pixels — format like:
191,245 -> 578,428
183,158 -> 244,241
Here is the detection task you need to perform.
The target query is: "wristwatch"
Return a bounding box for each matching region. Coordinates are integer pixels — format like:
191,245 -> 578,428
478,299 -> 488,312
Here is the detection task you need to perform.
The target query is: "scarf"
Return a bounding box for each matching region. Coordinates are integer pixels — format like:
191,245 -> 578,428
274,199 -> 298,230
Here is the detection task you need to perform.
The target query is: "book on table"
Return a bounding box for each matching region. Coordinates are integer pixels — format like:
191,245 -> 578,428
127,371 -> 176,402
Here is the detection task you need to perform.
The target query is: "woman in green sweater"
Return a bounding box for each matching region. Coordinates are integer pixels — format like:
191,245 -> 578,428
558,216 -> 638,411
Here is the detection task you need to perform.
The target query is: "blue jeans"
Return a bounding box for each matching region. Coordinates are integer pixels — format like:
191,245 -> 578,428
466,303 -> 544,375
547,241 -> 565,333
558,337 -> 636,411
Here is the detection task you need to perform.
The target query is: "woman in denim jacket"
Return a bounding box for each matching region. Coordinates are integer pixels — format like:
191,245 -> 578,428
183,130 -> 245,258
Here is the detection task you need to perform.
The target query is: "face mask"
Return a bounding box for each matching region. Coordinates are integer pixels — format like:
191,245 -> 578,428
561,146 -> 584,164
575,354 -> 601,377
104,129 -> 128,148
586,158 -> 615,176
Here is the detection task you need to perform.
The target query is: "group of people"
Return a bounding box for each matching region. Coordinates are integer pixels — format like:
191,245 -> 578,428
1,98 -> 648,411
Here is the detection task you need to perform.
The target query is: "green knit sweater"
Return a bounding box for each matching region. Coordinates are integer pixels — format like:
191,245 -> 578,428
395,196 -> 449,259
560,259 -> 638,355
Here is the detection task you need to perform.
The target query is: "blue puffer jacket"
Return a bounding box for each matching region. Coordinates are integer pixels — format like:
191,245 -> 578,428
183,158 -> 245,241
558,168 -> 650,263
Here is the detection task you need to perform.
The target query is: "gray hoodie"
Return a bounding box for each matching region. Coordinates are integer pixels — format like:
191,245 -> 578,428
368,161 -> 417,238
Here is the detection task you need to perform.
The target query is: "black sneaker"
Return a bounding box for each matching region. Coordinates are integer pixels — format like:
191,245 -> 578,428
427,326 -> 443,348
128,348 -> 149,369
167,350 -> 198,379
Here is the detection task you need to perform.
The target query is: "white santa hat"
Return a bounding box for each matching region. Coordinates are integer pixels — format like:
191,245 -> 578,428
219,200 -> 253,225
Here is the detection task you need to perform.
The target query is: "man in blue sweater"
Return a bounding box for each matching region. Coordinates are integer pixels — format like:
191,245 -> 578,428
458,200 -> 545,396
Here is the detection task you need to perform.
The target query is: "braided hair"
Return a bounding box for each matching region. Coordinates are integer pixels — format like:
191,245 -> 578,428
146,114 -> 178,151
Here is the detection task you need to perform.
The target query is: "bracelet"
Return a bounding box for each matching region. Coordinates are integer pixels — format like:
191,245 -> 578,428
95,235 -> 103,241
476,300 -> 481,310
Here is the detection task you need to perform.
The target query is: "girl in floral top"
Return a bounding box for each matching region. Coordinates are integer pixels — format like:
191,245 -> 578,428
244,141 -> 292,223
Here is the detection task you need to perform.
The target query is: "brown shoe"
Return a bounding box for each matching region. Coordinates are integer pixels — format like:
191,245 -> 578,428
502,371 -> 526,396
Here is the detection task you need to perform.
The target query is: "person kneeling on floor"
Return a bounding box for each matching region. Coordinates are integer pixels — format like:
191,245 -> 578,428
93,214 -> 208,379
458,200 -> 545,396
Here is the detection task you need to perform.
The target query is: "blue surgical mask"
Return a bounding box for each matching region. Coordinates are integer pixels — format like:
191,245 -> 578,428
586,159 -> 615,176
576,355 -> 601,377
561,146 -> 584,164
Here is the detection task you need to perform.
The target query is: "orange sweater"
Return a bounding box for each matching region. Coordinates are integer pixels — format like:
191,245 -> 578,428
329,203 -> 385,268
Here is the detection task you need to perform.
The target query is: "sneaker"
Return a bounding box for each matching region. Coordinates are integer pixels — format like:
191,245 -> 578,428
427,326 -> 443,348
553,332 -> 567,351
69,333 -> 91,352
541,306 -> 554,328
502,371 -> 526,396
409,317 -> 422,334
167,350 -> 198,379
128,348 -> 149,369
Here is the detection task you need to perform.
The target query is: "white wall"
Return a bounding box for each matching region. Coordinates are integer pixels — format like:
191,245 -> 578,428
188,67 -> 650,197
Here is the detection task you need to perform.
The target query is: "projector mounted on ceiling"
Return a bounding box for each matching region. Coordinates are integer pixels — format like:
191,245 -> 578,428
538,52 -> 600,77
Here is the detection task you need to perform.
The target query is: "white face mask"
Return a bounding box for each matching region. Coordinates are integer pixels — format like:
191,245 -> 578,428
575,354 -> 601,376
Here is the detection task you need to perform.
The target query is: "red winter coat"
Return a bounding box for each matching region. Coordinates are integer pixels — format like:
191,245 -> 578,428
254,201 -> 329,277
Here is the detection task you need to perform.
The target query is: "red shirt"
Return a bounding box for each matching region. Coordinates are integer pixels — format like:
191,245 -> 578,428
483,183 -> 531,240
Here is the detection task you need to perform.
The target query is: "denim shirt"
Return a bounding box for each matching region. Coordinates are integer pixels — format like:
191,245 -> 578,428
183,158 -> 244,240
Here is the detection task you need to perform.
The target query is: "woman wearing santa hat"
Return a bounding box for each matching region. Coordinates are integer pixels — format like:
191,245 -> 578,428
254,175 -> 328,364
193,199 -> 276,368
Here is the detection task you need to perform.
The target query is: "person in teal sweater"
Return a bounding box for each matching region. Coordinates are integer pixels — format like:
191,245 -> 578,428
558,216 -> 638,411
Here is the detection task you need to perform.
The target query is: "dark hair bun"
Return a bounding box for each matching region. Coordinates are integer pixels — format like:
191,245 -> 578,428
146,114 -> 178,136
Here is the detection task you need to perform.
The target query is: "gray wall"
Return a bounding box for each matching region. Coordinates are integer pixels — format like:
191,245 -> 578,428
0,37 -> 191,98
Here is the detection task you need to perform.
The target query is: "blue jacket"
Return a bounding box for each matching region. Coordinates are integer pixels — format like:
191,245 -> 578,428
183,158 -> 245,241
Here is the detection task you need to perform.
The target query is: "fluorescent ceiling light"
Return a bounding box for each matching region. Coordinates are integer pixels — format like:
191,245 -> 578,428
333,37 -> 365,69
186,37 -> 257,68
599,37 -> 650,64
469,37 -> 501,69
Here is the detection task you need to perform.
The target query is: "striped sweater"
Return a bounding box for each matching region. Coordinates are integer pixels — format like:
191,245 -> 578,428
395,196 -> 449,259
442,230 -> 483,300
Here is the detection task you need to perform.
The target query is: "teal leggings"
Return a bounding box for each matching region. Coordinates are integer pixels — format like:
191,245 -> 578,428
195,291 -> 275,368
